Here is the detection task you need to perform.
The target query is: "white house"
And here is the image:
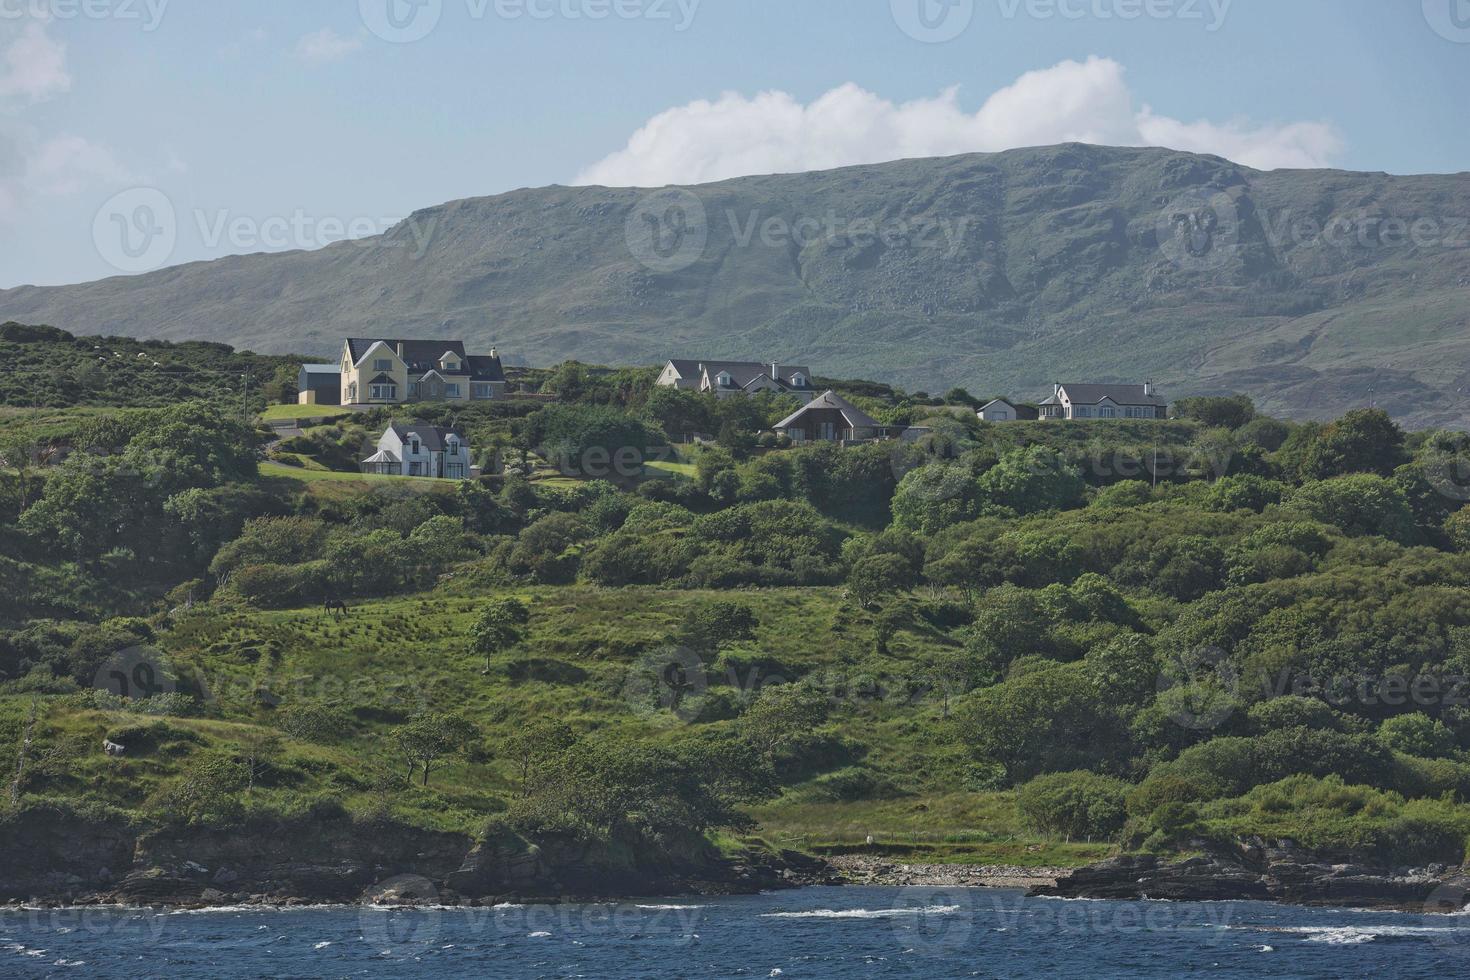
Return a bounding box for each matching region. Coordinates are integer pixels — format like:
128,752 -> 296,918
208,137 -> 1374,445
656,359 -> 819,402
1037,383 -> 1168,420
362,424 -> 472,479
978,398 -> 1039,422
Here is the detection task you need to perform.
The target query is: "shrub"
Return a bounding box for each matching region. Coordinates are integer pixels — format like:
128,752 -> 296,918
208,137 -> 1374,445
1017,771 -> 1131,840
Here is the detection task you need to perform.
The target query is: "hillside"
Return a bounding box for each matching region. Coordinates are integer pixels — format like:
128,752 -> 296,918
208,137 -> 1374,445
2,145 -> 1469,427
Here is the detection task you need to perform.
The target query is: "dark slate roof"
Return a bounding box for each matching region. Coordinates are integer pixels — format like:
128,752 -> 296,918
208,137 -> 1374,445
1052,384 -> 1167,407
368,373 -> 397,385
466,355 -> 506,383
667,359 -> 813,390
774,390 -> 881,430
348,338 -> 469,374
389,423 -> 465,452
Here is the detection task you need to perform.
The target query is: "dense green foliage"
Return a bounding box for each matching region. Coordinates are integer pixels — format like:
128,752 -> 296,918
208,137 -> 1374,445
6,336 -> 1470,871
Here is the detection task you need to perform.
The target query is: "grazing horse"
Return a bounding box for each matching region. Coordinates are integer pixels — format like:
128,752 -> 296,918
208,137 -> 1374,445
322,598 -> 349,619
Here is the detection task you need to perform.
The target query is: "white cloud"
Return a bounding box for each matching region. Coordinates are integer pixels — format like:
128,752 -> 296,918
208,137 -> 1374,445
295,28 -> 363,65
576,57 -> 1343,187
0,20 -> 71,103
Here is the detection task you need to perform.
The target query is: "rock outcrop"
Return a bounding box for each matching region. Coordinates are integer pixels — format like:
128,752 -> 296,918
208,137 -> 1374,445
1031,840 -> 1470,912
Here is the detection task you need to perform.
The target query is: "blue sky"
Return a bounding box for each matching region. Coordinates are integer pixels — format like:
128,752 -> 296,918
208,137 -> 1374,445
1,0 -> 1467,287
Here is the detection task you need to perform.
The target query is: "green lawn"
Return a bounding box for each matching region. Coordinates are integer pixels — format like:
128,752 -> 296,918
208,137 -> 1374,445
258,461 -> 459,492
259,404 -> 358,423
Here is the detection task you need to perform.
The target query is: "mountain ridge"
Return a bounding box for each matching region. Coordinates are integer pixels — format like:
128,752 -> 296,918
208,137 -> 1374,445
4,143 -> 1469,426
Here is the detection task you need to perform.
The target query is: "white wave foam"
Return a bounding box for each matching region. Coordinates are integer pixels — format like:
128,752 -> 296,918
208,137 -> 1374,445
636,904 -> 705,911
761,906 -> 960,920
1275,925 -> 1461,945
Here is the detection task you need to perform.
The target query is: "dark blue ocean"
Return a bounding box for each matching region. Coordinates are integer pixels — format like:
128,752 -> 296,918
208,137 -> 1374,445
4,887 -> 1468,978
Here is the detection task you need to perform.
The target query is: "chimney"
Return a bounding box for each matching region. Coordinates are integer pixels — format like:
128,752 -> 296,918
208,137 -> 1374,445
1144,380 -> 1154,397
490,347 -> 498,359
396,342 -> 405,359
1053,382 -> 1062,399
771,361 -> 780,381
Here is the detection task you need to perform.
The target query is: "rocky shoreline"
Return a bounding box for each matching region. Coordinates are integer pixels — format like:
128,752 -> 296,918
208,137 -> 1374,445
1030,841 -> 1470,914
825,855 -> 1064,890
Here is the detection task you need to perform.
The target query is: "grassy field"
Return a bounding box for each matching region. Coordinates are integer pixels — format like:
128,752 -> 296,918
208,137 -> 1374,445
8,584 -> 1114,866
259,404 -> 358,423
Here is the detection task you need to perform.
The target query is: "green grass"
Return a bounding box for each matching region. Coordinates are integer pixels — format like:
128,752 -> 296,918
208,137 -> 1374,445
258,461 -> 456,487
4,583 -> 1123,863
259,404 -> 357,423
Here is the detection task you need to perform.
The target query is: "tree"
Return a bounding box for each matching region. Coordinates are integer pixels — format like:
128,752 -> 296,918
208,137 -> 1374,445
471,597 -> 531,672
1016,771 -> 1131,840
1300,408 -> 1405,479
680,601 -> 759,654
847,553 -> 917,608
391,712 -> 479,786
1445,507 -> 1470,553
930,646 -> 985,719
977,446 -> 1086,515
236,731 -> 283,791
502,720 -> 577,796
1288,475 -> 1416,542
739,684 -> 830,760
1377,713 -> 1458,759
0,436 -> 41,510
1171,395 -> 1256,430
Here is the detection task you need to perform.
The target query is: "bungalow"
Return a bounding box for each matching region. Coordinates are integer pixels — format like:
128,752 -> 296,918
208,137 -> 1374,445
362,423 -> 472,479
657,359 -> 819,402
339,338 -> 507,406
1038,383 -> 1168,420
773,390 -> 908,444
978,398 -> 1039,422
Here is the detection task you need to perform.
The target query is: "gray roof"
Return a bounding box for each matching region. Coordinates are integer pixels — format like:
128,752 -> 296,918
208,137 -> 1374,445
465,355 -> 506,383
389,423 -> 465,452
667,359 -> 813,391
348,338 -> 469,374
774,390 -> 881,430
300,364 -> 340,376
1045,384 -> 1167,407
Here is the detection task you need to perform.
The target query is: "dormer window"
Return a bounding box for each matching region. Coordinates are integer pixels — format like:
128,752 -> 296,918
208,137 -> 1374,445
791,373 -> 807,388
716,371 -> 733,388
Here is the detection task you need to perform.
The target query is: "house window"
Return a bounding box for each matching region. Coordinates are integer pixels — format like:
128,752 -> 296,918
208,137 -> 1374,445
444,384 -> 461,398
409,462 -> 424,476
370,384 -> 397,401
472,383 -> 495,400
819,422 -> 837,441
446,463 -> 465,479
1075,406 -> 1093,418
1100,407 -> 1116,419
791,373 -> 807,388
374,358 -> 393,372
716,372 -> 734,388
346,382 -> 358,402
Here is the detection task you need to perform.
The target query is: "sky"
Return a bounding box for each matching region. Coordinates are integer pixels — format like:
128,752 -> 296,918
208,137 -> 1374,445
1,0 -> 1467,288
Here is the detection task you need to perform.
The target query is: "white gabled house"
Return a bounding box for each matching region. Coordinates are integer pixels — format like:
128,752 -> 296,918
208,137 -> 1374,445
362,423 -> 472,479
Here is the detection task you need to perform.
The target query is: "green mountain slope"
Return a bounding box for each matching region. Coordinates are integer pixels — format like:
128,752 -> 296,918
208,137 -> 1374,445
4,143 -> 1469,426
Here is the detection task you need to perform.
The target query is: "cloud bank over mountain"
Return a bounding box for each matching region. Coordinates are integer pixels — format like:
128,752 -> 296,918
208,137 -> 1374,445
576,57 -> 1343,187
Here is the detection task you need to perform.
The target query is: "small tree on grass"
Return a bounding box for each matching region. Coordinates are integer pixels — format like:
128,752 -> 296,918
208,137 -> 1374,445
237,731 -> 283,792
471,597 -> 530,674
391,712 -> 479,787
679,601 -> 758,654
502,720 -> 577,797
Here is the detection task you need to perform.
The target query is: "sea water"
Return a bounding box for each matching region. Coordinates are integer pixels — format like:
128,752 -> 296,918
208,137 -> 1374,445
3,886 -> 1468,978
